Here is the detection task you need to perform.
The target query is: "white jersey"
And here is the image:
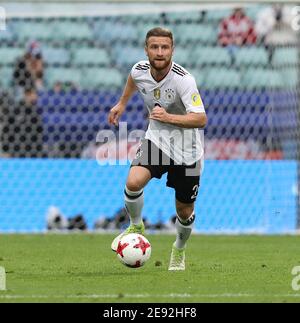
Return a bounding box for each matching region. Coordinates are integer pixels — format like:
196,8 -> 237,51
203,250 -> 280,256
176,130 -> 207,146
130,60 -> 205,165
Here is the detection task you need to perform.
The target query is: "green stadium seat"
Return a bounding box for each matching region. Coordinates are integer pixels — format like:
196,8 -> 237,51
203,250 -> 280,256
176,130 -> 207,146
0,67 -> 13,89
112,46 -> 146,68
72,48 -> 110,66
0,25 -> 15,42
43,47 -> 71,65
280,68 -> 298,88
136,13 -> 161,27
137,24 -> 164,41
173,46 -> 192,67
165,11 -> 202,23
245,5 -> 268,21
272,47 -> 298,66
93,22 -> 139,44
46,67 -> 81,87
187,68 -> 207,88
0,48 -> 23,65
204,68 -> 241,88
174,24 -> 217,45
120,15 -> 140,24
52,22 -> 93,41
235,47 -> 269,66
13,21 -> 54,41
204,9 -> 231,23
242,68 -> 283,89
191,46 -> 231,66
81,67 -> 123,89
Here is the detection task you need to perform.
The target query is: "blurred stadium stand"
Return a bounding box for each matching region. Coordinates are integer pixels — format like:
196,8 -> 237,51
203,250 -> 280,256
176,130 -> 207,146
0,3 -> 299,232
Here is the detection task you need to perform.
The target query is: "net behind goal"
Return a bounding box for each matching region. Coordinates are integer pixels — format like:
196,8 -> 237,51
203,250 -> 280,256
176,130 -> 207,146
0,2 -> 299,233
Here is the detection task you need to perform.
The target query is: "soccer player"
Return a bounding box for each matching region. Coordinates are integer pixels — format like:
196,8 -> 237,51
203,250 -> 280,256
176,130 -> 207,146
108,27 -> 207,270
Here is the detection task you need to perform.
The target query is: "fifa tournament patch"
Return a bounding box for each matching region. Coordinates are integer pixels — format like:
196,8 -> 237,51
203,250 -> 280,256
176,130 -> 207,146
191,93 -> 203,107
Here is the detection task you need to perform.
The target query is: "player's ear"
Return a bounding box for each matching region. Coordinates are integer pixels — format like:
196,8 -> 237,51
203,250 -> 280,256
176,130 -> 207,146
144,46 -> 149,57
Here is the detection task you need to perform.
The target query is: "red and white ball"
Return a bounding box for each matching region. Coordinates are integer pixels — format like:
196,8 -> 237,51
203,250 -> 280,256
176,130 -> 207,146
116,233 -> 151,268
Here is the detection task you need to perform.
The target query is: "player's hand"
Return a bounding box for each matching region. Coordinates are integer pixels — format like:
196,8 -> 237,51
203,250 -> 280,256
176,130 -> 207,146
108,103 -> 125,126
149,106 -> 170,123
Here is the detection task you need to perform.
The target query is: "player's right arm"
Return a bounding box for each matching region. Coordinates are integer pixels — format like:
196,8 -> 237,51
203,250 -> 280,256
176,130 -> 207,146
108,74 -> 137,126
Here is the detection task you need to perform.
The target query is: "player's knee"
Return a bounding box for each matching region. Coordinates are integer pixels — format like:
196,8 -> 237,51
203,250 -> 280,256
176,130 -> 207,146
126,179 -> 144,192
176,206 -> 194,221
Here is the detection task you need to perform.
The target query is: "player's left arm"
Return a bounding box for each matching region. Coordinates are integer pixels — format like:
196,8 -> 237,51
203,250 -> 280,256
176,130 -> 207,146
150,106 -> 206,128
149,74 -> 207,129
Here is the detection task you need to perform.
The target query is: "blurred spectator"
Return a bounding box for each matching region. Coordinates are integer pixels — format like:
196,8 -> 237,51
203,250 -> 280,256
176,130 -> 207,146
13,40 -> 44,101
255,4 -> 297,60
1,85 -> 45,158
0,92 -> 14,157
218,8 -> 257,47
53,81 -> 63,94
53,80 -> 79,93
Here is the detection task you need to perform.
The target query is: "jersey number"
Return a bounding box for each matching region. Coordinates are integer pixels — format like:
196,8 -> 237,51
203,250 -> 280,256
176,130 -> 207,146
191,185 -> 199,200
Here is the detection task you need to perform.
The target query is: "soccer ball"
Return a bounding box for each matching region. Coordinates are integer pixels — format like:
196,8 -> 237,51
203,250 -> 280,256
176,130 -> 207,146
116,233 -> 151,268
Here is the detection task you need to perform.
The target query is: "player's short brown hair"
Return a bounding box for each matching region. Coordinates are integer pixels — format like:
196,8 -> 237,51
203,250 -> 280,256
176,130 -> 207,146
145,27 -> 174,46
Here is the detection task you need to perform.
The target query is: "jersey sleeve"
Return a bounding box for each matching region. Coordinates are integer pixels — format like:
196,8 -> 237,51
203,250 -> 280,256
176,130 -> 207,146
130,60 -> 149,82
177,74 -> 205,114
130,62 -> 139,81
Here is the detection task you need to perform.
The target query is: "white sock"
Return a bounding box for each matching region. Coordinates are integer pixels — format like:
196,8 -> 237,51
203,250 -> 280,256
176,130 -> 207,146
124,186 -> 144,225
174,212 -> 195,249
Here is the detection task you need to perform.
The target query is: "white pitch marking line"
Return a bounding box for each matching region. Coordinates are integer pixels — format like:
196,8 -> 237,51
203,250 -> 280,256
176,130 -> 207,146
1,293 -> 300,299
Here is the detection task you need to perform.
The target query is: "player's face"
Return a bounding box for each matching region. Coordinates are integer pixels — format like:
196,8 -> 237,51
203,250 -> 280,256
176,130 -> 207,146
145,36 -> 173,71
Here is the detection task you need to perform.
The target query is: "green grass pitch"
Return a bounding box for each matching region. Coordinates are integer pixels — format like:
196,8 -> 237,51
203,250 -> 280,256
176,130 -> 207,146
0,234 -> 300,303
